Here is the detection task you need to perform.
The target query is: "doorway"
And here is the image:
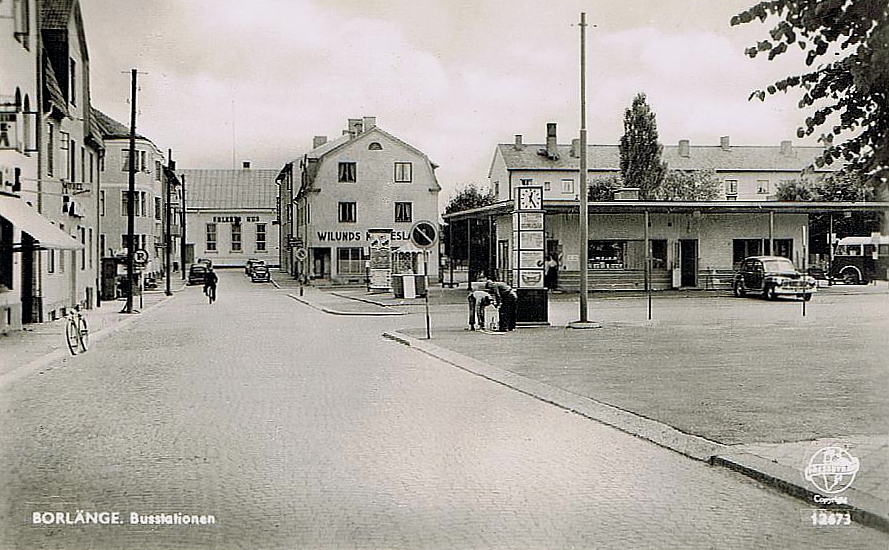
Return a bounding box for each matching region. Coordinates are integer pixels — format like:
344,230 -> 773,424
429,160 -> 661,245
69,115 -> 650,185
679,239 -> 697,287
312,247 -> 330,279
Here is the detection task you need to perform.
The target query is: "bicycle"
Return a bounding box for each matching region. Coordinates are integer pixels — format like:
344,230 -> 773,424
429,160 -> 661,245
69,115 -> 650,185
65,308 -> 89,355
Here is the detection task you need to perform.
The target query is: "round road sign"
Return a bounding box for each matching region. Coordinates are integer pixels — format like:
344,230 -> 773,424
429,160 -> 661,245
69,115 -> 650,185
294,247 -> 308,261
133,249 -> 149,264
410,221 -> 438,249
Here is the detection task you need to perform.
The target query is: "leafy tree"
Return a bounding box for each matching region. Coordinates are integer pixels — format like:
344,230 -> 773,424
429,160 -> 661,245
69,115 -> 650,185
654,170 -> 721,201
813,171 -> 875,201
443,184 -> 497,215
587,175 -> 622,201
619,93 -> 668,199
775,179 -> 815,201
731,1 -> 889,196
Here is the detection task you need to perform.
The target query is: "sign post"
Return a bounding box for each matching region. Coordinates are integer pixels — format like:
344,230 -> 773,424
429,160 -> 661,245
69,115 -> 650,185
410,221 -> 437,339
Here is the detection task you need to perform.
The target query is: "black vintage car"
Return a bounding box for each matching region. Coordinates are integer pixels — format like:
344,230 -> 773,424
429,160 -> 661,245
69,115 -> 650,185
732,256 -> 817,301
250,265 -> 270,283
187,264 -> 208,285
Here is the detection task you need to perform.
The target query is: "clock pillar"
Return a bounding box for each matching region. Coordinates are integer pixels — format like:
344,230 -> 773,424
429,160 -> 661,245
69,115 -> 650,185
513,185 -> 549,325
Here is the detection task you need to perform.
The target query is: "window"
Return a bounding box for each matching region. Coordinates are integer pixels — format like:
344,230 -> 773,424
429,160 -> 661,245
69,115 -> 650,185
338,202 -> 356,223
206,223 -> 217,252
368,142 -> 383,150
88,228 -> 93,268
733,239 -> 765,266
121,149 -> 131,172
337,247 -> 363,275
725,179 -> 738,196
338,162 -> 356,182
394,162 -> 412,183
494,181 -> 500,196
121,234 -> 129,250
69,58 -> 76,106
561,179 -> 575,194
756,180 -> 770,194
395,202 -> 412,223
231,224 -> 242,252
140,192 -> 146,217
80,227 -> 86,269
46,124 -> 54,176
13,0 -> 30,48
155,160 -> 162,181
774,239 -> 793,260
256,224 -> 267,252
155,197 -> 161,220
121,191 -> 129,216
49,250 -> 55,273
140,151 -> 147,172
520,178 -> 533,186
544,181 -> 551,191
100,190 -> 105,216
80,147 -> 85,184
89,152 -> 94,183
0,218 -> 12,289
68,139 -> 75,182
100,235 -> 105,258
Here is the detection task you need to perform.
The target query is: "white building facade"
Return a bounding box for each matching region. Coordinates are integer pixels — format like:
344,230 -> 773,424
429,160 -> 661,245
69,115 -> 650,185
279,117 -> 441,284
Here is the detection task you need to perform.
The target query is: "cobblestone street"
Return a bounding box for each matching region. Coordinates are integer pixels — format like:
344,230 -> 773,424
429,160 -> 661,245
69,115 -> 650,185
0,271 -> 885,548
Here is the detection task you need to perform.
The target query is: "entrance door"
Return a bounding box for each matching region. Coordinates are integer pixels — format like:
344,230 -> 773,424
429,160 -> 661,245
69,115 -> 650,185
312,248 -> 330,279
20,235 -> 35,323
680,239 -> 697,287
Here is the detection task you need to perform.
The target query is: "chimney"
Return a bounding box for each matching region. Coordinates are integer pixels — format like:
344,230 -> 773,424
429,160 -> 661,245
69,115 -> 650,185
514,134 -> 524,150
781,140 -> 794,155
720,136 -> 731,151
546,122 -> 558,159
242,161 -> 251,169
313,135 -> 328,148
678,139 -> 690,158
571,138 -> 580,158
347,118 -> 363,137
363,117 -> 376,131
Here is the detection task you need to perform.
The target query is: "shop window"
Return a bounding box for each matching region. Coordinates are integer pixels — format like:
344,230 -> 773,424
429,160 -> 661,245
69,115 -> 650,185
338,162 -> 356,182
337,247 -> 363,275
231,224 -> 242,252
395,202 -> 412,223
256,224 -> 266,252
733,238 -> 765,266
651,240 -> 668,269
774,239 -> 793,260
206,223 -> 217,252
338,202 -> 356,223
588,241 -> 625,269
394,162 -> 412,183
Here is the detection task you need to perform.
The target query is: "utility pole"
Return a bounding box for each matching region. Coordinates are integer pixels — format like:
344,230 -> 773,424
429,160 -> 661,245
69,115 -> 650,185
124,68 -> 138,314
180,174 -> 187,280
165,149 -> 174,296
570,12 -> 599,329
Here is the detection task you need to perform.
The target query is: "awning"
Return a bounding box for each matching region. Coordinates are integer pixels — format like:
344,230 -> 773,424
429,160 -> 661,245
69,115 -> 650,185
0,195 -> 84,250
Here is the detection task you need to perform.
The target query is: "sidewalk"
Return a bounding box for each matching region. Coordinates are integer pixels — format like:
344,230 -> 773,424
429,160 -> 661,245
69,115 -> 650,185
0,286 -> 181,387
308,284 -> 889,532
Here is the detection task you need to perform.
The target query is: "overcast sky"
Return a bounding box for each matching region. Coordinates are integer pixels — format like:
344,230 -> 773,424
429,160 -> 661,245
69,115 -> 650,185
79,0 -> 814,202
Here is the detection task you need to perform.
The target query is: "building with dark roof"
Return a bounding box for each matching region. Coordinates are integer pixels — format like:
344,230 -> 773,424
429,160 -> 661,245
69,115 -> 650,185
181,166 -> 280,268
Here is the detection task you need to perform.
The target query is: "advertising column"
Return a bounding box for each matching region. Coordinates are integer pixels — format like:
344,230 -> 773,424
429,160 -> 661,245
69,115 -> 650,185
367,228 -> 393,291
513,186 -> 548,324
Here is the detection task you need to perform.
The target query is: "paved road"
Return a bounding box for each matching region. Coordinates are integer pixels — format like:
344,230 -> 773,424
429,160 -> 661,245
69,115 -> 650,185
0,271 -> 884,549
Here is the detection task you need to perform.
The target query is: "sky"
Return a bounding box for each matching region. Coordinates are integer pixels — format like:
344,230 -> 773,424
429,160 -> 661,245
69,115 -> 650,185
79,0 -> 816,203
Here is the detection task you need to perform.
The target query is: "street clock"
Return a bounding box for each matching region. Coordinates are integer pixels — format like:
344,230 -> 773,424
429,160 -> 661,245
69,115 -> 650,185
518,186 -> 542,210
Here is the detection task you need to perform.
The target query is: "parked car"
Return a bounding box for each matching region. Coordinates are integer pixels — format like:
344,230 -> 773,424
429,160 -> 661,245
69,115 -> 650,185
196,258 -> 213,269
188,264 -> 208,286
732,256 -> 816,301
245,259 -> 265,275
250,265 -> 271,283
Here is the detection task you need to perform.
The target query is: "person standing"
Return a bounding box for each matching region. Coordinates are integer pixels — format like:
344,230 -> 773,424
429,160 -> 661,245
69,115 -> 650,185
485,278 -> 517,331
544,254 -> 559,290
204,267 -> 219,304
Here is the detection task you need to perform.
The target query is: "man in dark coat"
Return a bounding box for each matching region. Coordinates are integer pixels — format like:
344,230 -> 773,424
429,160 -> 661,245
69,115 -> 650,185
485,279 -> 517,331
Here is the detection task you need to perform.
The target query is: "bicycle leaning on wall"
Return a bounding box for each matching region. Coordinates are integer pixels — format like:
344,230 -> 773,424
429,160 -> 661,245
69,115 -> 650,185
65,307 -> 89,355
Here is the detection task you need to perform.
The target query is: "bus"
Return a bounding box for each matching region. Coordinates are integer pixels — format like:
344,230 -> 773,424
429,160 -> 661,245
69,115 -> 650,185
829,235 -> 889,284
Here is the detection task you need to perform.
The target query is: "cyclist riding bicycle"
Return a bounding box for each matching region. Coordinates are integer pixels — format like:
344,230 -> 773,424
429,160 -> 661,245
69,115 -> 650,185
203,267 -> 218,303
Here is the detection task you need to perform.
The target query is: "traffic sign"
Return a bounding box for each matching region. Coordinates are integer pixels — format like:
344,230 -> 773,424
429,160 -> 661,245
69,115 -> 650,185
410,221 -> 437,249
294,247 -> 308,261
133,249 -> 149,264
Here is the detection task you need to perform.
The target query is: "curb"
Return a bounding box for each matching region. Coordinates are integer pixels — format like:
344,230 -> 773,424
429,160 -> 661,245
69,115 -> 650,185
287,294 -> 404,316
0,294 -> 176,390
383,329 -> 889,534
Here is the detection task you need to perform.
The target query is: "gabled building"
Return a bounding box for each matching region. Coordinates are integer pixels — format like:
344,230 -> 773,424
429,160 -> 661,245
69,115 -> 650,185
92,108 -> 167,278
181,165 -> 280,268
34,0 -> 103,321
278,117 -> 441,284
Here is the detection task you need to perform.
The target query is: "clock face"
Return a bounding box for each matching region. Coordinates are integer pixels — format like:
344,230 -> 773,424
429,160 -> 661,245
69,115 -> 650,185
519,187 -> 542,210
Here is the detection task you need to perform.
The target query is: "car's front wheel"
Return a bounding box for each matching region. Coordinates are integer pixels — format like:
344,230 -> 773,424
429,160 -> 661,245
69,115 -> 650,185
765,285 -> 778,301
732,281 -> 746,297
